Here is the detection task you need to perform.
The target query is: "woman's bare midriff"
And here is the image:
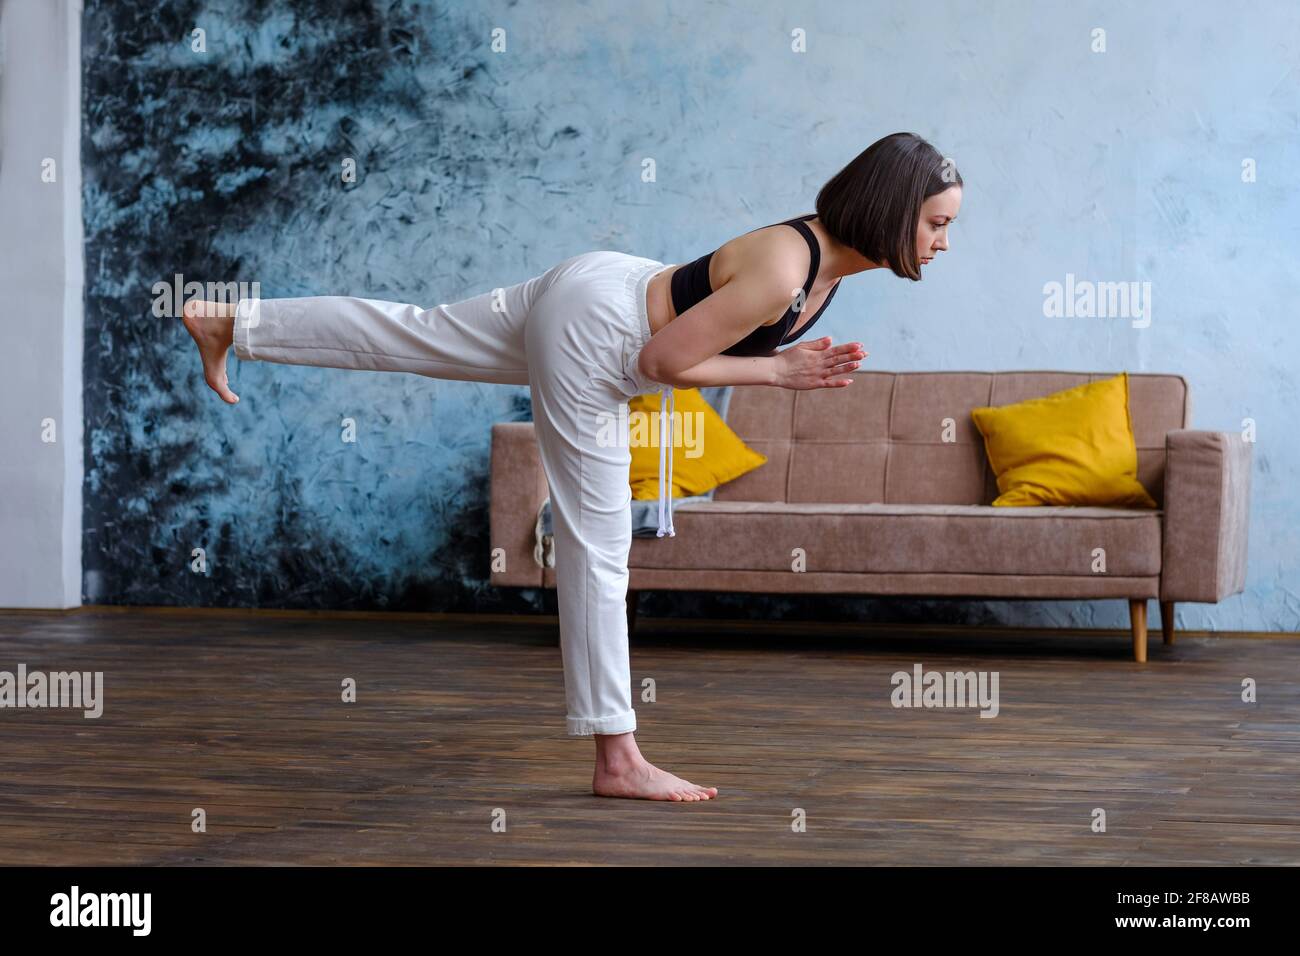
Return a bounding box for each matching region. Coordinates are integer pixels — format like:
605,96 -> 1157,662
645,265 -> 678,337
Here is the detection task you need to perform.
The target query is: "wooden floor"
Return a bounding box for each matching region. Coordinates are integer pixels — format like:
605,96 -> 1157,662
0,606 -> 1297,866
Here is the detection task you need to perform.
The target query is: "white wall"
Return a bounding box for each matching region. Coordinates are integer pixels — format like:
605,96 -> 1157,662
0,0 -> 83,608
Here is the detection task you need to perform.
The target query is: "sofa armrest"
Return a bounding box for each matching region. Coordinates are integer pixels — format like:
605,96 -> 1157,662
1160,429 -> 1252,603
489,422 -> 547,587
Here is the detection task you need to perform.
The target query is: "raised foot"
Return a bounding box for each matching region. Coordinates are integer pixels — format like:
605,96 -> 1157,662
593,759 -> 719,802
181,298 -> 240,404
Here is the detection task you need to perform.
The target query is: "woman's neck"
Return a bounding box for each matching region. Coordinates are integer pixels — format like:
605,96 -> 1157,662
815,223 -> 888,279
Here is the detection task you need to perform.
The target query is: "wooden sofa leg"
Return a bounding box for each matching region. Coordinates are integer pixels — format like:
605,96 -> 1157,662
1129,599 -> 1148,663
627,589 -> 640,635
1160,601 -> 1175,645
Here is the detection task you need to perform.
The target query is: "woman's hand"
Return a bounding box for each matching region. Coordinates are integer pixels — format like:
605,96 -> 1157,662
772,336 -> 867,389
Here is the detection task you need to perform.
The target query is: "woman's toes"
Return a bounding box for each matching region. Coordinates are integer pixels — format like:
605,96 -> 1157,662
205,371 -> 239,404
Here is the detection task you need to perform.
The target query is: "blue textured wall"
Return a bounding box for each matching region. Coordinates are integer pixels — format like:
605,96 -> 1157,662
82,0 -> 1299,631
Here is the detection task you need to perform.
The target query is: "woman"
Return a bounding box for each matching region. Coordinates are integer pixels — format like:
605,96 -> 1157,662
182,131 -> 962,802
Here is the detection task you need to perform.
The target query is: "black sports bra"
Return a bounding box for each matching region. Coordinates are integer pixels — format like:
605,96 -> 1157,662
669,213 -> 843,357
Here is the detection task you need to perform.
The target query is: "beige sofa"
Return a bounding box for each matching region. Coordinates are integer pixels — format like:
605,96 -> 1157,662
490,371 -> 1252,662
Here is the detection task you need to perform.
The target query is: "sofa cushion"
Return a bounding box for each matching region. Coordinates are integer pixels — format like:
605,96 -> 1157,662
629,501 -> 1162,577
970,372 -> 1159,508
713,372 -> 1188,508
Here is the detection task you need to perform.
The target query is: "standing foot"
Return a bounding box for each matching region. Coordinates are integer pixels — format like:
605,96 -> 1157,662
181,298 -> 240,404
592,731 -> 718,801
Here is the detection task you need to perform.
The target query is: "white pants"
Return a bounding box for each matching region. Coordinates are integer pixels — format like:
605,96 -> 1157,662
232,251 -> 675,736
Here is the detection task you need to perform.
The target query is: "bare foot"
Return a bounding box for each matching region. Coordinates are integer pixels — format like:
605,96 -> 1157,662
594,759 -> 719,801
181,298 -> 239,404
592,732 -> 718,801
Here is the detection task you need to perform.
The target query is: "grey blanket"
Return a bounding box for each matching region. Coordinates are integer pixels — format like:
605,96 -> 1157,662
533,386 -> 733,567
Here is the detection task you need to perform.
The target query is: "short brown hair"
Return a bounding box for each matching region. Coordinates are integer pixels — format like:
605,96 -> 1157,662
815,132 -> 962,281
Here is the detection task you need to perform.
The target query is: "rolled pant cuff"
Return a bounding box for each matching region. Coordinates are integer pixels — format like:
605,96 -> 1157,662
566,709 -> 637,736
233,297 -> 262,361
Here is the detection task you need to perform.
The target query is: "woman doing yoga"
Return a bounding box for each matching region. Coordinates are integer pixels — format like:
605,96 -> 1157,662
181,131 -> 963,802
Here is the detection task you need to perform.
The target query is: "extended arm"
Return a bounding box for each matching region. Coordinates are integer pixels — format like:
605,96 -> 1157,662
639,350 -> 778,388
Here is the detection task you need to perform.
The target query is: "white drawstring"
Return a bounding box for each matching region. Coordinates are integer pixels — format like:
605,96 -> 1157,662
655,384 -> 675,537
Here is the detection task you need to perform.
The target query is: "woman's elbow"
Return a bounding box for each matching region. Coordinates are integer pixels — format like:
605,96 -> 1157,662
638,351 -> 674,388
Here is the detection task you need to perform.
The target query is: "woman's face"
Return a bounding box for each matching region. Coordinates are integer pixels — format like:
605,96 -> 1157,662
917,185 -> 961,269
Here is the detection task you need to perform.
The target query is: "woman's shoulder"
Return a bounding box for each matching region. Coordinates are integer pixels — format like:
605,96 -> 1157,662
709,216 -> 812,296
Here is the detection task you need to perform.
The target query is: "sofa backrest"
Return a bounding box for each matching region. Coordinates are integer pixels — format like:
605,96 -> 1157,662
713,371 -> 1190,507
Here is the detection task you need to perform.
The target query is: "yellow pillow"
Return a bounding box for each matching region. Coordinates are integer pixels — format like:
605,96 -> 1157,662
970,372 -> 1158,508
627,388 -> 767,500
